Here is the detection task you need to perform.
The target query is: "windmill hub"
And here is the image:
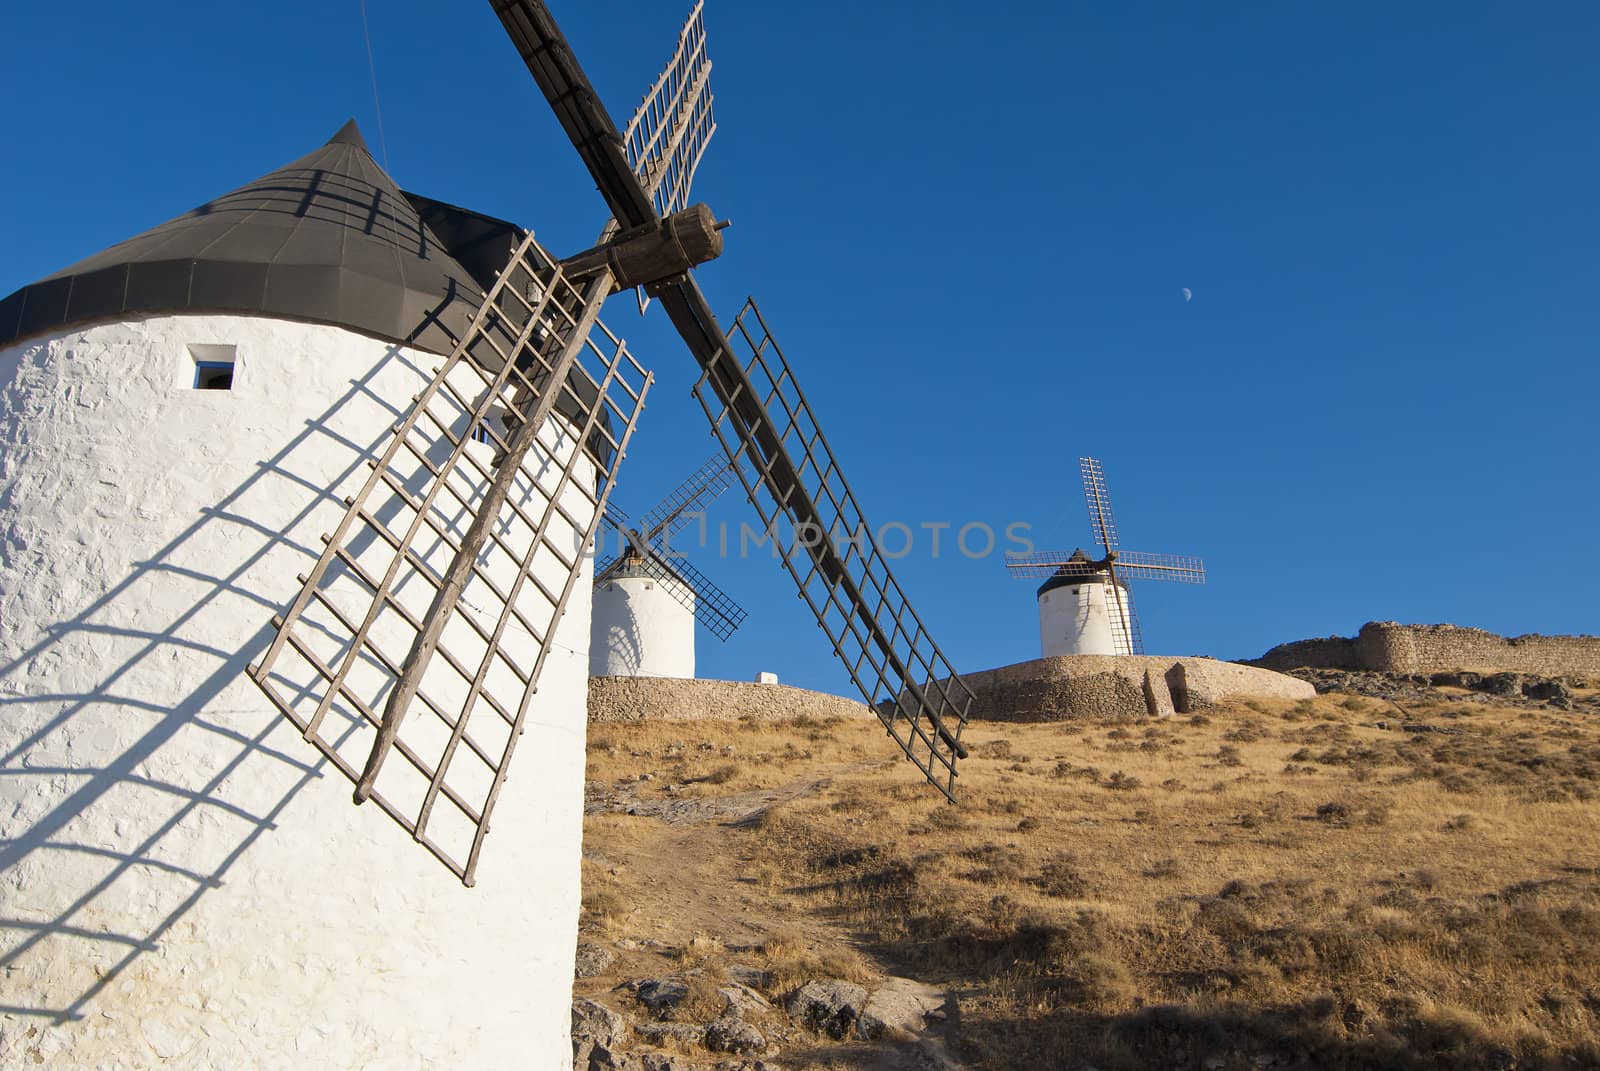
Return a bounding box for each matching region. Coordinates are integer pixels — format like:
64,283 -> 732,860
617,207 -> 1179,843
562,202 -> 726,293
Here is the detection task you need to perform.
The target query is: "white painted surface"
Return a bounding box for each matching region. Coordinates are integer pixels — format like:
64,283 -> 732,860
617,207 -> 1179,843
0,315 -> 594,1069
1038,579 -> 1133,657
589,572 -> 696,678
754,671 -> 779,685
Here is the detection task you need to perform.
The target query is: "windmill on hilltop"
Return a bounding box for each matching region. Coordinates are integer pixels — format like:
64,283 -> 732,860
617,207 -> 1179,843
0,3 -> 972,1065
1006,457 -> 1206,656
591,454 -> 749,679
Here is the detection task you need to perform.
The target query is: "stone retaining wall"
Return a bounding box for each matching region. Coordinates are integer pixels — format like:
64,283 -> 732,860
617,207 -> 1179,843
944,655 -> 1314,723
592,656 -> 1314,728
589,676 -> 871,724
1250,622 -> 1600,678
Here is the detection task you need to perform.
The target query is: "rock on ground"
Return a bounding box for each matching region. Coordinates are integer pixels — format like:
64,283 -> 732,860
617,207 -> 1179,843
705,1013 -> 766,1055
634,977 -> 690,1018
575,942 -> 617,979
572,999 -> 627,1069
857,977 -> 946,1040
718,982 -> 771,1017
634,1021 -> 707,1047
786,979 -> 868,1039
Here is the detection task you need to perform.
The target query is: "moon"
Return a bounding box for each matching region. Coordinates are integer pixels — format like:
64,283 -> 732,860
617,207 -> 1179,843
1181,287 -> 1193,302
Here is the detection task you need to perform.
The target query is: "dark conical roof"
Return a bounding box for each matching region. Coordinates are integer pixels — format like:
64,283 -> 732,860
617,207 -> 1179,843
1036,548 -> 1113,598
0,121 -> 520,353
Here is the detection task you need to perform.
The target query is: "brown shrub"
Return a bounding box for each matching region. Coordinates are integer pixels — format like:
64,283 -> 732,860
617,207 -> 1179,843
1068,953 -> 1136,1008
703,764 -> 737,785
1032,855 -> 1091,899
1315,801 -> 1353,824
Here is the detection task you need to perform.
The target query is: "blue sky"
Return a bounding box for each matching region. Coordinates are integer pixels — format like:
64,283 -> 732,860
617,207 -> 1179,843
4,2 -> 1597,695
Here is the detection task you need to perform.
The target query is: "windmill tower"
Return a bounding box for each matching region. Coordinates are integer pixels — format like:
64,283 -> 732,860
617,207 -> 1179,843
1006,457 -> 1206,656
591,455 -> 748,678
0,4 -> 972,1067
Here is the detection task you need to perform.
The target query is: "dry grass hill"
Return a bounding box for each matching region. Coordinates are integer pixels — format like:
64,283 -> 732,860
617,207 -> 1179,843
576,686 -> 1600,1070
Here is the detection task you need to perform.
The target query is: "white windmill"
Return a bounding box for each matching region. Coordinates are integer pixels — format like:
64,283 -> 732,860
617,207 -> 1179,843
0,3 -> 973,1067
590,455 -> 748,678
1006,457 -> 1207,656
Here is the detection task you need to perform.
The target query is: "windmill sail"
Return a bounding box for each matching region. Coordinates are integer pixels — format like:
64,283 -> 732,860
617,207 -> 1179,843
595,453 -> 747,641
595,547 -> 747,641
622,1 -> 716,220
694,300 -> 973,793
1104,581 -> 1143,656
493,0 -> 974,795
634,453 -> 738,547
1004,549 -> 1205,583
250,231 -> 652,884
1080,456 -> 1120,552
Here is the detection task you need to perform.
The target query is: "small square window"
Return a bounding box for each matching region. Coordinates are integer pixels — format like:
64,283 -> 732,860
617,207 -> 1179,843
471,422 -> 495,445
194,361 -> 234,390
187,343 -> 237,391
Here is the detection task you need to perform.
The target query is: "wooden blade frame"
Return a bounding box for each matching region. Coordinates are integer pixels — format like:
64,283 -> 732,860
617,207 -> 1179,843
619,0 -> 715,313
693,300 -> 973,796
634,453 -> 737,547
1003,552 -> 1103,578
249,230 -> 652,884
1106,551 -> 1206,584
1080,456 -> 1120,553
1004,549 -> 1206,583
622,0 -> 716,221
1104,575 -> 1143,656
595,549 -> 748,641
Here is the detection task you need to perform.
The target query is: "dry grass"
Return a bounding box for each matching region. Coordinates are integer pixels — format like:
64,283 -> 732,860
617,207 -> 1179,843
581,697 -> 1600,1070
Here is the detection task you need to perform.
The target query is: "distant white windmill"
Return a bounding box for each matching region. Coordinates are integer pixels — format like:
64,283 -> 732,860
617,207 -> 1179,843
1006,457 -> 1206,656
591,455 -> 749,678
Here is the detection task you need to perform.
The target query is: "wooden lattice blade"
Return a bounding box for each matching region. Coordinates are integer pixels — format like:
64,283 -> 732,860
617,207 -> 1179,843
1108,551 -> 1206,584
1080,456 -> 1121,553
690,296 -> 973,796
249,232 -> 652,884
1004,551 -> 1106,578
635,454 -> 738,546
1006,549 -> 1204,584
621,1 -> 716,220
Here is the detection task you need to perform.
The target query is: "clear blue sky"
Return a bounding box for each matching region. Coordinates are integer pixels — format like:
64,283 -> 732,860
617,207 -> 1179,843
5,2 -> 1597,695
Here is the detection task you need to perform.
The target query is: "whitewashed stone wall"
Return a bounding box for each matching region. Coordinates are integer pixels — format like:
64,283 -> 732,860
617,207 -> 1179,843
0,315 -> 593,1069
590,574 -> 696,678
1038,580 -> 1132,657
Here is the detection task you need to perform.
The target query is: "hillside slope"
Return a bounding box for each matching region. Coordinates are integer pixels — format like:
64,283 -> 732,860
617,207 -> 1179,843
577,692 -> 1600,1070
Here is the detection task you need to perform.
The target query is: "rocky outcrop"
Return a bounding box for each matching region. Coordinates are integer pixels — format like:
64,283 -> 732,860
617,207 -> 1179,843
572,967 -> 958,1070
1283,667 -> 1595,712
590,677 -> 871,724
